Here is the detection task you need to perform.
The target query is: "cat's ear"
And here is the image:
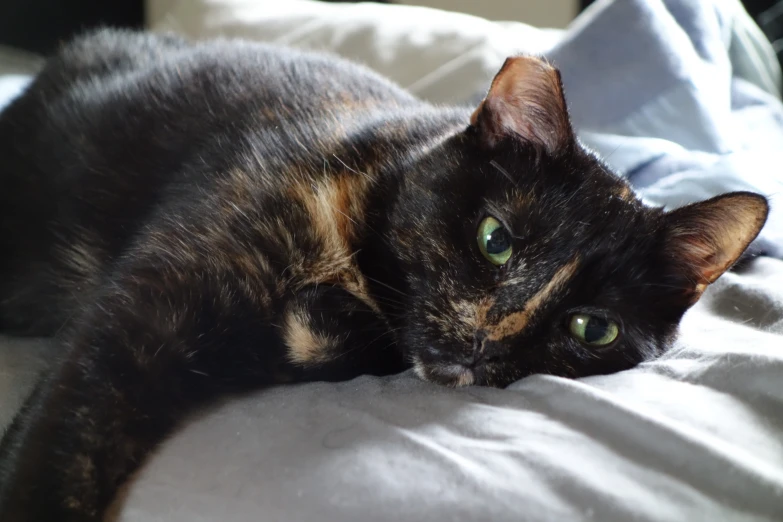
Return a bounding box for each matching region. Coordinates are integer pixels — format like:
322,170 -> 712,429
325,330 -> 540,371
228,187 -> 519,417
470,56 -> 573,152
663,192 -> 768,301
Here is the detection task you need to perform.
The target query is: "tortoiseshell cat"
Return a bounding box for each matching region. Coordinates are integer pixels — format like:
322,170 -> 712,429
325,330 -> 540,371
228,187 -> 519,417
0,29 -> 768,521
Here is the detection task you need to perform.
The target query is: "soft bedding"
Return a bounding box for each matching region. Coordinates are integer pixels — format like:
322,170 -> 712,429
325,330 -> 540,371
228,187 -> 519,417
112,259 -> 783,521
1,0 -> 783,520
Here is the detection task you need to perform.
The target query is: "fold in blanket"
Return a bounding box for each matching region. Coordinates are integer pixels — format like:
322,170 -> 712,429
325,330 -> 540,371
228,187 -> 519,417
545,0 -> 783,257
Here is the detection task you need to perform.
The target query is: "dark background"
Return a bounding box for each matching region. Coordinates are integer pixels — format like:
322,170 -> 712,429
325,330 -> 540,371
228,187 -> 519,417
0,0 -> 378,54
2,0 -> 782,65
0,0 -> 145,54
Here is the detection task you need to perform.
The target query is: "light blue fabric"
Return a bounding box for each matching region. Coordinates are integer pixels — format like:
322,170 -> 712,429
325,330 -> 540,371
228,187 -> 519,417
546,0 -> 783,256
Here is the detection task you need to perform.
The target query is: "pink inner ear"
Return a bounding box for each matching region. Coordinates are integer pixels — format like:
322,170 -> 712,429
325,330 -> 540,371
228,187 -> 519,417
471,56 -> 572,151
665,193 -> 769,291
668,229 -> 730,285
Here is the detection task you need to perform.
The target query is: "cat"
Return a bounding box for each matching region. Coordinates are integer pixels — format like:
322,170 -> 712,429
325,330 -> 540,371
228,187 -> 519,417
0,28 -> 768,521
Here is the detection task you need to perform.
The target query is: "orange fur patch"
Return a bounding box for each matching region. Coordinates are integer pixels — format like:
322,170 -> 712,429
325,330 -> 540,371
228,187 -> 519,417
290,173 -> 379,311
283,308 -> 338,366
616,184 -> 634,201
485,257 -> 579,341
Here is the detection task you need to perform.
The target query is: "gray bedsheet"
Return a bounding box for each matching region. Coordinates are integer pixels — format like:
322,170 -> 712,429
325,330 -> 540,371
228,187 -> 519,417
3,257 -> 782,521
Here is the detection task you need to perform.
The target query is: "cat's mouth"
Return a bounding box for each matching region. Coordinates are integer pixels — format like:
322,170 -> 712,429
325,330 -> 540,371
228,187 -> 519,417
412,356 -> 476,387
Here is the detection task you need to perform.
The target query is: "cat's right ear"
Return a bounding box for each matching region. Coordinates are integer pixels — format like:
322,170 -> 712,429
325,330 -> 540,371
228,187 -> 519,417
470,56 -> 573,153
663,192 -> 769,304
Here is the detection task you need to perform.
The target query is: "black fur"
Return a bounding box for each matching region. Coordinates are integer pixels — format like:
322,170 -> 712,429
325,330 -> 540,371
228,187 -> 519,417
0,29 -> 768,521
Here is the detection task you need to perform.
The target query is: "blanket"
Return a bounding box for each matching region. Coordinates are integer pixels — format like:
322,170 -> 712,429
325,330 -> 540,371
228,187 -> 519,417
550,0 -> 783,258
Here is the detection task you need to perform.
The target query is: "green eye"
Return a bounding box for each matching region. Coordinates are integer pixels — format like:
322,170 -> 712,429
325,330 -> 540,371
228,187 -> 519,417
477,216 -> 513,266
568,314 -> 619,347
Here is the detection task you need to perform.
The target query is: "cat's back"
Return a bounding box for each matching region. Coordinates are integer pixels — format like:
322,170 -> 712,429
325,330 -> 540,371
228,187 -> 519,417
0,28 -> 424,242
0,28 -> 421,176
0,29 -> 432,334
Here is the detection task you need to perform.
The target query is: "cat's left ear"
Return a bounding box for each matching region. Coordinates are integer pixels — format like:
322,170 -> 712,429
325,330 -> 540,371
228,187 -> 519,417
663,192 -> 769,302
470,56 -> 573,152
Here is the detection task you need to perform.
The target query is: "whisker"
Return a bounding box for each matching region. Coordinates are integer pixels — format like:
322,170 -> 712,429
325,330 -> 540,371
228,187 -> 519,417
367,294 -> 407,308
618,282 -> 686,291
331,153 -> 376,184
602,144 -> 623,165
364,275 -> 410,298
490,160 -> 518,188
331,327 -> 402,360
306,307 -> 406,320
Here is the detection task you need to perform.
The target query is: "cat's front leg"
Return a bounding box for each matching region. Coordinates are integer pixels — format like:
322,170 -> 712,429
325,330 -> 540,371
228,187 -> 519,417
0,277 -> 405,521
0,263 -> 279,522
282,284 -> 408,382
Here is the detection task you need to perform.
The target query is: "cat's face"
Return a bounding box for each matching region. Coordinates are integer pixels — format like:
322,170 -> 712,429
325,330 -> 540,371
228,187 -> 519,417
385,57 -> 768,388
391,141 -> 673,387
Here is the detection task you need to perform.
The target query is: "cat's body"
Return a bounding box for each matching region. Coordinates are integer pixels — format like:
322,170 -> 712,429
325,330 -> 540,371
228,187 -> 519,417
0,30 -> 768,521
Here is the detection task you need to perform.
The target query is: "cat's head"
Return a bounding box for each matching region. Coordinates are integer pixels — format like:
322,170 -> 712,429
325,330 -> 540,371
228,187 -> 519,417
385,56 -> 768,387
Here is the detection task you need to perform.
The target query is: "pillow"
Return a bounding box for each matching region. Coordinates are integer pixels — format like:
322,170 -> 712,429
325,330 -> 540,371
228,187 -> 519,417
147,0 -> 564,104
0,44 -> 41,111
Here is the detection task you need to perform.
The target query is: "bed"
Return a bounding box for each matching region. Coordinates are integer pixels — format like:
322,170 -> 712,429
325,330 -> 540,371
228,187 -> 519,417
1,1 -> 782,520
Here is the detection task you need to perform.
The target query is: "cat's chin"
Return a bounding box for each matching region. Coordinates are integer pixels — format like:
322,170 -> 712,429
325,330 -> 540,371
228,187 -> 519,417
412,356 -> 476,387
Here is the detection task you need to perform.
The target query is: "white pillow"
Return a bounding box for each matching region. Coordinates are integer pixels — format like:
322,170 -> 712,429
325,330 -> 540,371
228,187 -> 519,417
0,45 -> 42,112
147,0 -> 563,104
